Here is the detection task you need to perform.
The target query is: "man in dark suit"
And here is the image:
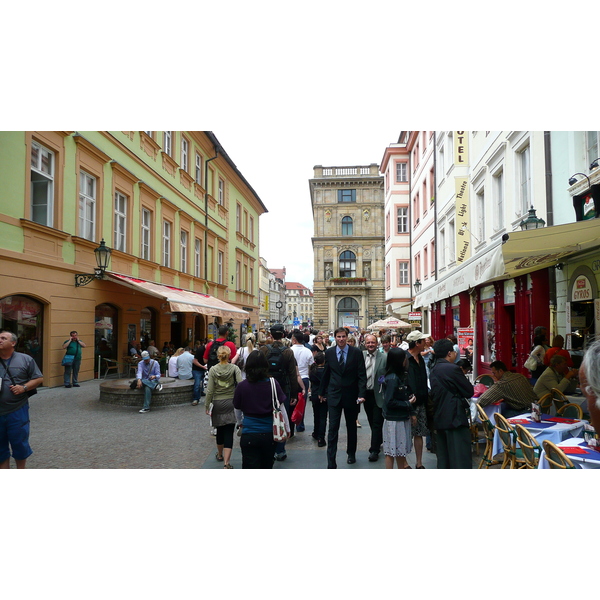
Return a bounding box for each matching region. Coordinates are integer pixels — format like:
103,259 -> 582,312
319,327 -> 367,468
362,333 -> 387,462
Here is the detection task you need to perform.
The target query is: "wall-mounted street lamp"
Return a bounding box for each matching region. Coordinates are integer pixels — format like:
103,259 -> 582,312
519,206 -> 546,231
414,278 -> 422,294
75,239 -> 112,287
589,159 -> 600,171
569,173 -> 591,188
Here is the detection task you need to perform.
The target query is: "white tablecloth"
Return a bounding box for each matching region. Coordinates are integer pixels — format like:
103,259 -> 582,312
565,394 -> 588,414
492,413 -> 587,457
470,399 -> 503,423
537,437 -> 600,469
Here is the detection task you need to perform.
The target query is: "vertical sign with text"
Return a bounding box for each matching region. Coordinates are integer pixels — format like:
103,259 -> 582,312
454,131 -> 471,264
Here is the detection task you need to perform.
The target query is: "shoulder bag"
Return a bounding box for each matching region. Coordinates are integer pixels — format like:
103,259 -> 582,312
0,356 -> 38,398
271,377 -> 289,442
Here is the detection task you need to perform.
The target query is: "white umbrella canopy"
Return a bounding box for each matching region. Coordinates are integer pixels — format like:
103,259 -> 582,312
367,316 -> 411,329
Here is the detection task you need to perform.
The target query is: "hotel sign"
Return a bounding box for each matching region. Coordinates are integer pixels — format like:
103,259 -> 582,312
454,131 -> 469,165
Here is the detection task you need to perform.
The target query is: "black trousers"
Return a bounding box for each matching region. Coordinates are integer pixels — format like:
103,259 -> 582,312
311,395 -> 328,441
363,390 -> 384,454
327,399 -> 359,468
435,427 -> 472,469
216,423 -> 235,449
240,432 -> 274,469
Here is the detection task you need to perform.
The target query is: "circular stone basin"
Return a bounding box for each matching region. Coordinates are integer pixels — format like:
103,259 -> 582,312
99,377 -> 195,407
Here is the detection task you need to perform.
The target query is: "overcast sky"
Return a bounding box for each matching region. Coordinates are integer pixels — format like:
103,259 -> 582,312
215,124 -> 395,289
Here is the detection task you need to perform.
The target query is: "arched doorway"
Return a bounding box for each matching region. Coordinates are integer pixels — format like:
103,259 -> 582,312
0,295 -> 44,371
194,314 -> 206,343
95,303 -> 119,364
140,306 -> 157,350
337,297 -> 359,328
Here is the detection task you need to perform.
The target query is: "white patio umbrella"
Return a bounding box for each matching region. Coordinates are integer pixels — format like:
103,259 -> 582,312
367,316 -> 411,329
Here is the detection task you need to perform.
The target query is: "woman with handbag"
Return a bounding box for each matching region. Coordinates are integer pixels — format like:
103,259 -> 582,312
429,338 -> 474,469
382,348 -> 417,469
62,331 -> 86,388
233,350 -> 286,468
205,345 -> 242,469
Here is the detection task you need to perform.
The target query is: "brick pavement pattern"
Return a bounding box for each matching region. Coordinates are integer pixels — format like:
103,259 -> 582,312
19,381 -> 482,469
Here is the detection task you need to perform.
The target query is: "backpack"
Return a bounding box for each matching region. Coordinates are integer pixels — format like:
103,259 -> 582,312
266,344 -> 289,391
207,339 -> 226,370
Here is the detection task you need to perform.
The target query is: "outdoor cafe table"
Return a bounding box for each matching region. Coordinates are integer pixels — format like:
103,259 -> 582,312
537,437 -> 600,469
492,413 -> 588,457
470,398 -> 503,423
565,392 -> 588,415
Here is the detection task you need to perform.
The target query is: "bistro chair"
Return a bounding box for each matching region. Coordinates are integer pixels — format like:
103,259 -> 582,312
537,392 -> 553,414
493,413 -> 527,469
102,358 -> 121,379
551,388 -> 569,413
476,404 -> 500,469
557,403 -> 583,420
514,424 -> 542,469
542,440 -> 576,469
475,374 -> 495,388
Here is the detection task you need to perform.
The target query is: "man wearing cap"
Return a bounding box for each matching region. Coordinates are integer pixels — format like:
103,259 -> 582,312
136,350 -> 162,414
406,330 -> 430,469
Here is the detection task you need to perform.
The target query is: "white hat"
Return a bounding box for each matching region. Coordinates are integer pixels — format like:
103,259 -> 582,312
406,331 -> 428,342
141,350 -> 150,359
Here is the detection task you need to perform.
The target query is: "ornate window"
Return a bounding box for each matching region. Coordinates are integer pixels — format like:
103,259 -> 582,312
341,216 -> 353,236
339,250 -> 356,277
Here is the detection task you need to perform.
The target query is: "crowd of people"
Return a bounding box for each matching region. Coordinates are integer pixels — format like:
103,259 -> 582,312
2,322 -> 600,470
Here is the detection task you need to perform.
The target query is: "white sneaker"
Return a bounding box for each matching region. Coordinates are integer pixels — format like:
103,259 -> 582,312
139,408 -> 150,414
156,383 -> 163,391
211,428 -> 217,436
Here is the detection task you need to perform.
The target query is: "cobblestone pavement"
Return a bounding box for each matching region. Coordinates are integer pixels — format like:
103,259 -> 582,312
19,380 -> 483,469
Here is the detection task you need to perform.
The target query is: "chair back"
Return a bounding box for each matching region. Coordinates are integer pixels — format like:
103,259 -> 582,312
551,388 -> 569,412
515,424 -> 541,468
476,404 -> 495,441
493,413 -> 516,454
538,393 -> 553,413
476,374 -> 495,388
557,403 -> 583,420
542,440 -> 576,469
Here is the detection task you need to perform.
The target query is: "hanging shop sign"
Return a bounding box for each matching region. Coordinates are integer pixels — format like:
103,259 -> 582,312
572,275 -> 594,302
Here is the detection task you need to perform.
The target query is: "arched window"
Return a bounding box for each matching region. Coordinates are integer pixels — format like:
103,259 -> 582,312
339,250 -> 356,278
337,297 -> 359,328
341,216 -> 353,236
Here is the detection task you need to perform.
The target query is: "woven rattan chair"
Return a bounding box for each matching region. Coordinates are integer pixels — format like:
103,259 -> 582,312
102,358 -> 121,379
557,403 -> 583,420
475,374 -> 495,387
537,392 -> 553,414
494,413 -> 527,469
542,439 -> 576,469
515,424 -> 541,468
476,404 -> 500,468
551,388 -> 569,412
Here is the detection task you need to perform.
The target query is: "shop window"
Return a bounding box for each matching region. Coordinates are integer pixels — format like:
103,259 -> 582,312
0,295 -> 44,371
481,300 -> 496,363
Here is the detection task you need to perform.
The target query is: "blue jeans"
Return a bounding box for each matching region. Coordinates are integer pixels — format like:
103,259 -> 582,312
64,357 -> 81,385
141,378 -> 159,409
192,370 -> 204,401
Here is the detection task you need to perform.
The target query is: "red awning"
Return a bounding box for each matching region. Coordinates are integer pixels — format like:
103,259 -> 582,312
107,273 -> 249,320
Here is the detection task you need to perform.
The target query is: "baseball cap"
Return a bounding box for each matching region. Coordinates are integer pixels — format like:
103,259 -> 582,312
141,350 -> 150,359
270,324 -> 284,333
407,331 -> 428,342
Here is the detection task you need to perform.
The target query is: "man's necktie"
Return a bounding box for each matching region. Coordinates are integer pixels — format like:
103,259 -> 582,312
366,352 -> 374,389
338,349 -> 345,370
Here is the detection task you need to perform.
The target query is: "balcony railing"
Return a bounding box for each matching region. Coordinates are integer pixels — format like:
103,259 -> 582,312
315,164 -> 380,177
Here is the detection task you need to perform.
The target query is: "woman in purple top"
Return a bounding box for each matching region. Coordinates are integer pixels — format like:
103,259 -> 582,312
233,350 -> 286,469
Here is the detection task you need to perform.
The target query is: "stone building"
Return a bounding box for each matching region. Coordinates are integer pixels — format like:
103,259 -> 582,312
310,164 -> 385,331
284,282 -> 314,328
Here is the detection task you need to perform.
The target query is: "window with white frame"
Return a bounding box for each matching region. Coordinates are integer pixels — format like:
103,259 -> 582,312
448,219 -> 455,262
163,131 -> 172,156
438,143 -> 445,177
194,238 -> 201,278
114,191 -> 127,252
195,152 -> 202,184
250,267 -> 254,295
181,137 -> 189,172
244,264 -> 248,290
162,220 -> 171,267
30,141 -> 54,227
397,206 -> 408,233
446,132 -> 453,172
141,208 -> 151,260
396,162 -> 407,182
217,251 -> 223,284
518,144 -> 531,215
236,261 -> 241,289
249,216 -> 254,242
398,261 -> 409,285
218,178 -> 224,205
440,227 -> 446,266
79,171 -> 96,242
180,230 -> 188,273
493,169 -> 504,231
476,188 -> 485,245
236,203 -> 241,232
144,131 -> 153,138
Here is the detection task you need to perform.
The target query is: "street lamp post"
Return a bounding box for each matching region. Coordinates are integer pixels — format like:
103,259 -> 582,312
75,239 -> 112,287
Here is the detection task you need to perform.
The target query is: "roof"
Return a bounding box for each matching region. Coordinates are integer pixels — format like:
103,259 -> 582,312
269,268 -> 286,281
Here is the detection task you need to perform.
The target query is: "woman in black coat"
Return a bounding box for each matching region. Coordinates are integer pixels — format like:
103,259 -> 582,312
429,338 -> 474,469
